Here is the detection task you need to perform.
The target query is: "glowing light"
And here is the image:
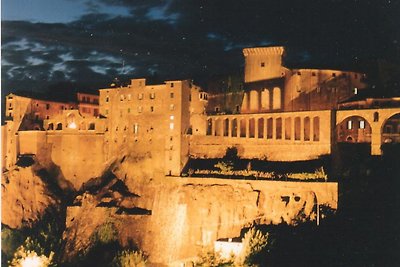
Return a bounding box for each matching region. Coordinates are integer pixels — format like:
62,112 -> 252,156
68,122 -> 77,129
170,122 -> 174,130
170,115 -> 174,120
20,254 -> 43,267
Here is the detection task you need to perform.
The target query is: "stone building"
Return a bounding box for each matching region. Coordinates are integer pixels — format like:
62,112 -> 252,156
2,46 -> 400,176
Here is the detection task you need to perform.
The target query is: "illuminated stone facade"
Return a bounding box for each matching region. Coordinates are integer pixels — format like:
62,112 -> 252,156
2,46 -> 400,179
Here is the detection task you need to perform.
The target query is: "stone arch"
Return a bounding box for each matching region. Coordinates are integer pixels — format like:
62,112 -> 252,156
47,123 -> 54,130
337,115 -> 371,143
88,122 -> 96,130
249,118 -> 255,138
223,118 -> 229,136
67,113 -> 77,129
266,117 -> 273,139
240,119 -> 246,137
304,117 -> 311,141
258,118 -> 264,138
249,90 -> 259,111
214,119 -> 222,136
261,89 -> 270,110
56,123 -> 62,130
294,117 -> 301,140
207,118 -> 212,135
272,87 -> 281,110
231,118 -> 238,137
381,113 -> 400,143
285,117 -> 291,140
79,121 -> 86,130
276,117 -> 282,139
313,117 -> 320,141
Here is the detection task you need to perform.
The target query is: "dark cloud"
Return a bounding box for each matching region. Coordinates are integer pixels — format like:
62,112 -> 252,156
2,0 -> 400,98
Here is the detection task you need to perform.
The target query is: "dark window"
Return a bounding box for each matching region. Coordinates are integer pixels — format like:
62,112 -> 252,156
150,106 -> 154,112
260,62 -> 265,67
170,92 -> 174,98
171,83 -> 174,88
46,104 -> 50,110
332,73 -> 336,77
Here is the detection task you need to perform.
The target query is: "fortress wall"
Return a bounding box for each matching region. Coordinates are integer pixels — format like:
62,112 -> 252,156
17,132 -> 107,190
190,135 -> 331,161
190,110 -> 332,161
45,133 -> 106,189
18,131 -> 47,155
145,177 -> 337,263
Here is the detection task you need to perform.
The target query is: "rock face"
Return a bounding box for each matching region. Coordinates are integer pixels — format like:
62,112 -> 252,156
1,164 -> 60,229
63,175 -> 337,264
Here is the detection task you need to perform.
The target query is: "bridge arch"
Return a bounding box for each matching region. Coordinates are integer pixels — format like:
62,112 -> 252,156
381,113 -> 400,144
337,115 -> 371,143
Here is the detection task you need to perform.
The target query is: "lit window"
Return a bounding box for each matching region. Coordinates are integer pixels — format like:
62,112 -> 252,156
169,104 -> 175,111
170,122 -> 174,130
170,115 -> 174,120
347,120 -> 353,130
150,92 -> 155,99
128,94 -> 131,100
120,94 -> 124,101
359,120 -> 365,129
138,93 -> 143,100
354,88 -> 358,95
138,106 -> 143,113
134,123 -> 139,134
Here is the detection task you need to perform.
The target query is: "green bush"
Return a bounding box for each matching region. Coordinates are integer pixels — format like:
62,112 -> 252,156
9,238 -> 54,267
111,250 -> 147,267
196,246 -> 233,267
236,228 -> 269,266
90,221 -> 118,245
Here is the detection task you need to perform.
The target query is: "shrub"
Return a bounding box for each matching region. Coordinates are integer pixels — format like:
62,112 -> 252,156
90,221 -> 118,245
9,239 -> 54,267
111,250 -> 147,267
196,246 -> 233,267
236,228 -> 269,266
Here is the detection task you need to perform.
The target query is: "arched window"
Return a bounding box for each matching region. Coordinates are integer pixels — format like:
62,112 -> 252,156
223,118 -> 229,137
47,123 -> 54,130
240,119 -> 246,137
285,118 -> 291,140
258,118 -> 264,138
313,117 -> 320,141
206,119 -> 212,135
231,119 -> 238,137
88,122 -> 95,130
272,87 -> 281,110
249,118 -> 255,138
261,89 -> 270,110
56,123 -> 62,130
215,119 -> 221,136
294,117 -> 301,140
266,118 -> 273,139
304,117 -> 310,141
249,90 -> 259,111
276,118 -> 282,139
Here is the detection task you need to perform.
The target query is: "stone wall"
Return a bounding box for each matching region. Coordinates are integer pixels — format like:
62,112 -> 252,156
18,131 -> 106,190
64,176 -> 337,264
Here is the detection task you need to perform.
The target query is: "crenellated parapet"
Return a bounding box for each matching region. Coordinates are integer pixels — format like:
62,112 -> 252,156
243,46 -> 285,56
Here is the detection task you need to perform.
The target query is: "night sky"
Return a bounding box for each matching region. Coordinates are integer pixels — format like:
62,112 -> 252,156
2,0 -> 400,98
